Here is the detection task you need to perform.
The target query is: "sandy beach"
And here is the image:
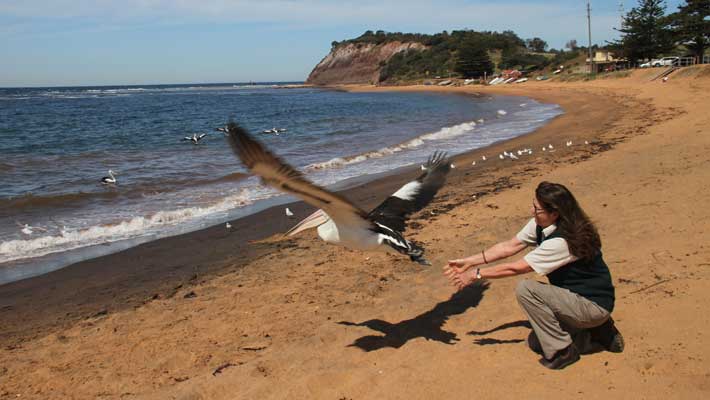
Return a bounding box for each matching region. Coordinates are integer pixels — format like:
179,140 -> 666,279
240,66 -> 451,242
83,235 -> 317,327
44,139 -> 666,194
2,66 -> 710,399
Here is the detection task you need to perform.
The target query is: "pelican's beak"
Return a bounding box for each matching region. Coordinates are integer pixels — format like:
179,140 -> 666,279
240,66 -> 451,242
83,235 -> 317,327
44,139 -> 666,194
285,209 -> 328,236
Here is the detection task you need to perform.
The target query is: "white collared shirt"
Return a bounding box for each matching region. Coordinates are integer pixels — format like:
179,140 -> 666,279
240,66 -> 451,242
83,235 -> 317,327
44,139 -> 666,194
516,218 -> 578,276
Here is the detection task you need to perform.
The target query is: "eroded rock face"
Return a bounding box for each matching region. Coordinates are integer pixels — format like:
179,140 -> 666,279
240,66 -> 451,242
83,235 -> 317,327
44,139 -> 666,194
306,41 -> 427,85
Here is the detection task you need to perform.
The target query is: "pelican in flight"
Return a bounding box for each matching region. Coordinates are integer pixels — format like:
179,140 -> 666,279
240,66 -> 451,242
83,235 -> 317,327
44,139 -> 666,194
183,133 -> 207,144
101,169 -> 117,185
225,122 -> 451,265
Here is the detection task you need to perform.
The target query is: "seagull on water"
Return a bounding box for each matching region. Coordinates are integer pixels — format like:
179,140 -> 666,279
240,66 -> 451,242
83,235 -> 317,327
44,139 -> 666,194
183,133 -> 207,144
16,222 -> 47,236
225,122 -> 451,265
101,169 -> 117,185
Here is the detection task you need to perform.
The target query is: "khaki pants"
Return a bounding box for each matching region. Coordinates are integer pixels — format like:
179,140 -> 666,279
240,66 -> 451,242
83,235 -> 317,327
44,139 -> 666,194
516,279 -> 610,360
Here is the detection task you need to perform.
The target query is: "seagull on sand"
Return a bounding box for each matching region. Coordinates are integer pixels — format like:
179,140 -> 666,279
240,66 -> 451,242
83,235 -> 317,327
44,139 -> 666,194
225,122 -> 451,265
101,169 -> 117,185
183,133 -> 207,144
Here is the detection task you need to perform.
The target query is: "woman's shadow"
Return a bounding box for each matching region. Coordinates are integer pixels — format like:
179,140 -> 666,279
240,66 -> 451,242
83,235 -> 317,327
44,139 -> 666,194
338,281 -> 489,351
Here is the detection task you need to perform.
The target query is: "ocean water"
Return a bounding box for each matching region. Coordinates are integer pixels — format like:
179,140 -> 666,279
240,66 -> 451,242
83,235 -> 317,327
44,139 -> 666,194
0,83 -> 562,284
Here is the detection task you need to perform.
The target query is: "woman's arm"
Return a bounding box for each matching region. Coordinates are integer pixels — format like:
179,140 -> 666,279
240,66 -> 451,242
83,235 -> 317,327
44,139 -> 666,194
447,236 -> 528,271
444,257 -> 533,291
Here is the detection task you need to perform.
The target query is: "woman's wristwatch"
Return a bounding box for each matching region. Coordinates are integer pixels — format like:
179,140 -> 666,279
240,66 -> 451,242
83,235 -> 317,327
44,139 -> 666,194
475,268 -> 482,280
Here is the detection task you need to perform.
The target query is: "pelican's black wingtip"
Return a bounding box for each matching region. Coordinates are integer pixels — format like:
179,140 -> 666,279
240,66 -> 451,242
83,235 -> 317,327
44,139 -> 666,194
424,151 -> 449,169
226,121 -> 244,134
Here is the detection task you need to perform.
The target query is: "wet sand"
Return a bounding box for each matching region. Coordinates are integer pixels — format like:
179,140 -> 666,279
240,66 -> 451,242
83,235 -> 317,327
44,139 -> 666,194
1,66 -> 709,399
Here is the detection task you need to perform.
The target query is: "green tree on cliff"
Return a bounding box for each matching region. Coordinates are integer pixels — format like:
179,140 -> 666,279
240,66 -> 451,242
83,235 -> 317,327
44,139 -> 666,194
667,0 -> 710,61
454,41 -> 494,78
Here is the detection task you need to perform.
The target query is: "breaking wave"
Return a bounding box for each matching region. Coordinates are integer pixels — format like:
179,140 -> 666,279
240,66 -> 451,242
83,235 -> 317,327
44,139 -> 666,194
0,186 -> 266,264
305,120 -> 477,171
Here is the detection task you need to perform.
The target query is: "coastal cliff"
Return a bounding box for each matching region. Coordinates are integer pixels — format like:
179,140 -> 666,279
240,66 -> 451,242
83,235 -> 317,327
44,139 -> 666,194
306,41 -> 427,85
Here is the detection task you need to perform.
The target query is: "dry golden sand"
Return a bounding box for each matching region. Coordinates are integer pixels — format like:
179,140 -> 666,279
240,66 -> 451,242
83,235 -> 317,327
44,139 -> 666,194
2,66 -> 710,399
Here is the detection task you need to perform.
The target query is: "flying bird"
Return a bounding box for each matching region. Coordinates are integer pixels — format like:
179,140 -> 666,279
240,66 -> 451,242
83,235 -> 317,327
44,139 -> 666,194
225,122 -> 451,265
183,133 -> 207,144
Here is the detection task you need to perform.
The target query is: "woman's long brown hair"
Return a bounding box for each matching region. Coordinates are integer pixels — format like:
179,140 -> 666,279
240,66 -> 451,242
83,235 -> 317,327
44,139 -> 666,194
535,181 -> 601,260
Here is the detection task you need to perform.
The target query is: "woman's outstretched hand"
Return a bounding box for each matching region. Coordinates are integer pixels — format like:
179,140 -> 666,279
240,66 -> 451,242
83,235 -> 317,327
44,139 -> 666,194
443,263 -> 477,291
446,259 -> 475,273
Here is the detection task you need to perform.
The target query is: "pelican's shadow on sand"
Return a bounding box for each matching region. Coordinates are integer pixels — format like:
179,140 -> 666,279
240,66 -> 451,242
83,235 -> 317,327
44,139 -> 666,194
467,319 -> 530,346
338,281 -> 489,351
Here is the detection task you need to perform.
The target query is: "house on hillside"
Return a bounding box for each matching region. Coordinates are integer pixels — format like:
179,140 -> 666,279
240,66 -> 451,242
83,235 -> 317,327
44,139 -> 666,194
585,51 -> 629,73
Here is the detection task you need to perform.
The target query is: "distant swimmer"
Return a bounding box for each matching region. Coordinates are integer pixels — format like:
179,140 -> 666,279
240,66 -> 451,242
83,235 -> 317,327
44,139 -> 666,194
101,169 -> 117,185
183,133 -> 207,144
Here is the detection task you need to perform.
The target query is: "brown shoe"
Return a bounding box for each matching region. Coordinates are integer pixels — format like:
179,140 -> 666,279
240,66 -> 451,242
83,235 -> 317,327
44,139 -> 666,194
539,344 -> 580,370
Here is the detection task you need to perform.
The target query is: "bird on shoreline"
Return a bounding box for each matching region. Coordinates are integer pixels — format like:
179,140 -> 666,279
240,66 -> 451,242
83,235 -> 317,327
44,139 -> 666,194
225,122 -> 451,265
183,133 -> 207,144
101,170 -> 117,185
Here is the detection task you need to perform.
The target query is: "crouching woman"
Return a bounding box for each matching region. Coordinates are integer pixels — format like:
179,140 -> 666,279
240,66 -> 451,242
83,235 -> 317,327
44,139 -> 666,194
444,181 -> 624,369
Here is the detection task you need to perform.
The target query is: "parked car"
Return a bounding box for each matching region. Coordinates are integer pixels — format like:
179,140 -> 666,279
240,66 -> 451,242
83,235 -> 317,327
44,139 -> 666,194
641,57 -> 679,68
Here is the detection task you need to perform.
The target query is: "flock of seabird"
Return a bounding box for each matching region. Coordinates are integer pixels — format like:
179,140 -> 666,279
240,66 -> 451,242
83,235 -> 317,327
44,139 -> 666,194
97,125 -> 289,186
467,139 -> 593,166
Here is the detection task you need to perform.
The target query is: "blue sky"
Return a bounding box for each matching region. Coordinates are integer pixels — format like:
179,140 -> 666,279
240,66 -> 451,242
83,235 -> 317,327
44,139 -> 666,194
0,0 -> 685,87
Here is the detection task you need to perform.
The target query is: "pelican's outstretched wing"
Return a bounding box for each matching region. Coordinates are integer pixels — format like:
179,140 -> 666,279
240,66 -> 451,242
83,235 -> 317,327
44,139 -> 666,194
198,133 -> 207,140
183,136 -> 192,141
226,122 -> 372,229
367,151 -> 451,232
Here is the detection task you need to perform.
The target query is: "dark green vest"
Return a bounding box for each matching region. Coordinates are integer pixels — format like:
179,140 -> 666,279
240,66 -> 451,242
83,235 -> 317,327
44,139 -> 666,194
536,226 -> 615,312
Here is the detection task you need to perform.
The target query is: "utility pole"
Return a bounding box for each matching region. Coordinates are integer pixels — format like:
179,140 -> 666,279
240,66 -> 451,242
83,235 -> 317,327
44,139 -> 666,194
587,1 -> 594,75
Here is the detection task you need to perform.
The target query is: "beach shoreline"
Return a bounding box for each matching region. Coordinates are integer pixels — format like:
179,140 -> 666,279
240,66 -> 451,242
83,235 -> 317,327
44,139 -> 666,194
2,66 -> 710,399
0,86 -> 574,343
